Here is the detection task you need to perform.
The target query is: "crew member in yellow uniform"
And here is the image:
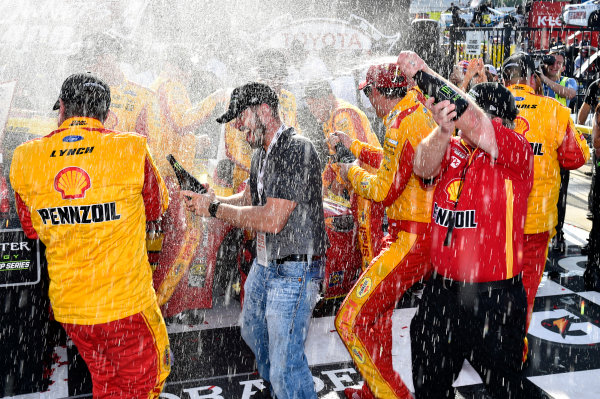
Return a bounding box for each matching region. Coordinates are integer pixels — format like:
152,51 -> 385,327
331,64 -> 436,399
77,32 -> 162,154
503,53 -> 590,360
151,48 -> 218,177
304,80 -> 384,270
10,73 -> 170,398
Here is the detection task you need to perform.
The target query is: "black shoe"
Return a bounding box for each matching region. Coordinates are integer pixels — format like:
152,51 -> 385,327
551,233 -> 566,254
582,242 -> 590,255
588,212 -> 594,221
584,265 -> 600,291
253,382 -> 274,398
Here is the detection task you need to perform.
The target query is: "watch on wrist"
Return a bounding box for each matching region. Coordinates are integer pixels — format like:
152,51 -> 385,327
208,200 -> 221,218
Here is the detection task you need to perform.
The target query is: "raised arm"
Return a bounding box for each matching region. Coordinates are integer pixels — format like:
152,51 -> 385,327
396,51 -> 497,158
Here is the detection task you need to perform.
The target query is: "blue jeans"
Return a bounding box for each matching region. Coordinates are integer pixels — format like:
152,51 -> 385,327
241,258 -> 324,399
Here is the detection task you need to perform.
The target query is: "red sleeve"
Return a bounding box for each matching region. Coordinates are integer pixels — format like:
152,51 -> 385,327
142,156 -> 166,221
381,140 -> 415,207
322,161 -> 337,186
135,106 -> 149,138
15,193 -> 38,239
558,123 -> 589,170
493,120 -> 534,182
358,146 -> 383,168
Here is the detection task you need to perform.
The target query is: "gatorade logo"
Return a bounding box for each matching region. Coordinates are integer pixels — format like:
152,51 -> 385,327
54,167 -> 91,199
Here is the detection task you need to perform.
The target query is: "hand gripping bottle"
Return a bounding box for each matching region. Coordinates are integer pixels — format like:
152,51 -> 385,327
414,71 -> 469,120
333,142 -> 356,163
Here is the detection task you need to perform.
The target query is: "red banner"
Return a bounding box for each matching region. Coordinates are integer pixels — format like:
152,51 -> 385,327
529,1 -> 565,28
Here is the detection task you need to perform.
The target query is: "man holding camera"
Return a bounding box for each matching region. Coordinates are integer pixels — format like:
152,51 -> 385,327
503,53 -> 590,360
540,51 -> 579,253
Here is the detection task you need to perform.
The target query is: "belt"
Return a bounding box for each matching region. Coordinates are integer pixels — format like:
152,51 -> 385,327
275,254 -> 323,264
433,272 -> 522,293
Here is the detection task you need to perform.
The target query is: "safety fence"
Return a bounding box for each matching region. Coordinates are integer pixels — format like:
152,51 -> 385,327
448,25 -> 600,113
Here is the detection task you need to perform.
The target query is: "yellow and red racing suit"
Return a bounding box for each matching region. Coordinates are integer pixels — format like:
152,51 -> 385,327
508,84 -> 590,335
103,79 -> 161,155
10,117 -> 171,398
335,88 -> 437,399
150,74 -> 222,314
321,99 -> 384,270
10,117 -> 169,324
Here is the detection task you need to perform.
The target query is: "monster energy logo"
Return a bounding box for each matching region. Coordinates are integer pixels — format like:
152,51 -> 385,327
440,85 -> 460,101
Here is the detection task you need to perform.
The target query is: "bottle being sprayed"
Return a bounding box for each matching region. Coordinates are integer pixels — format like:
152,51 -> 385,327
413,71 -> 469,120
167,154 -> 207,195
333,142 -> 356,164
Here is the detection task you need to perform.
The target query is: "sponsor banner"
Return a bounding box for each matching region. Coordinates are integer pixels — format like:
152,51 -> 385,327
465,31 -> 483,56
529,1 -> 563,28
0,229 -> 40,287
161,363 -> 364,398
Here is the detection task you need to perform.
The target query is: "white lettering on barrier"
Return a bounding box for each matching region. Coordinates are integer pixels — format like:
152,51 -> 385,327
239,379 -> 266,399
183,386 -> 224,399
321,368 -> 359,391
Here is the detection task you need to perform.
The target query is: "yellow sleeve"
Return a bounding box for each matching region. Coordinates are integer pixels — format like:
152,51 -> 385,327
279,90 -> 301,135
162,82 -> 218,131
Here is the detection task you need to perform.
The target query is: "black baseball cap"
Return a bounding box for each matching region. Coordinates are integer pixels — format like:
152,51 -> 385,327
216,82 -> 278,124
468,82 -> 519,121
501,52 -> 536,80
52,73 -> 111,112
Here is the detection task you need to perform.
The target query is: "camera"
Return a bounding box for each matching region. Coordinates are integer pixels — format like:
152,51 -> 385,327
532,54 -> 556,76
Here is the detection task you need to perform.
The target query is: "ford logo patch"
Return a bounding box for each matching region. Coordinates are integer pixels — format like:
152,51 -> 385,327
514,96 -> 525,101
63,135 -> 84,142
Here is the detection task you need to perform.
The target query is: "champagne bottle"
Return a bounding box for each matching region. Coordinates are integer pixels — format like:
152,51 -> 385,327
414,71 -> 469,120
334,142 -> 356,163
167,154 -> 207,194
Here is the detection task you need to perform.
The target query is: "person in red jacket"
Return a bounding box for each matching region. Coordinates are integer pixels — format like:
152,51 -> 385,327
398,51 -> 534,399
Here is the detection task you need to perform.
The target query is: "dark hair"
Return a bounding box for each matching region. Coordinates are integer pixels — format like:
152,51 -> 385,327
59,74 -> 111,122
376,86 -> 408,99
63,97 -> 110,122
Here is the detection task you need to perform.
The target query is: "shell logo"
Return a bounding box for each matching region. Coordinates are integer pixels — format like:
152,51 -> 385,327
446,179 -> 462,202
356,277 -> 372,298
351,346 -> 366,364
54,167 -> 91,200
514,116 -> 530,135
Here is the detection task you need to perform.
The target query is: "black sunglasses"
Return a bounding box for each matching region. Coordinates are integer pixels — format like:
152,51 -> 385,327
363,84 -> 373,98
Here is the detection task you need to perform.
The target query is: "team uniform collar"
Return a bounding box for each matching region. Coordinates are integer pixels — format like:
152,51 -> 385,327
506,83 -> 534,94
59,117 -> 105,130
383,88 -> 420,127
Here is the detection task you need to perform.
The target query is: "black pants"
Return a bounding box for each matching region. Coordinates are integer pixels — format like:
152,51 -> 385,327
411,274 -> 527,399
556,168 -> 570,236
590,155 -> 600,267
